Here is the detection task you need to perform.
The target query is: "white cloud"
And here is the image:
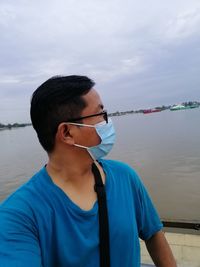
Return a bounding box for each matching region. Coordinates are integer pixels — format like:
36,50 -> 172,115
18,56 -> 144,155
164,7 -> 200,41
0,76 -> 21,84
0,0 -> 200,122
0,3 -> 16,27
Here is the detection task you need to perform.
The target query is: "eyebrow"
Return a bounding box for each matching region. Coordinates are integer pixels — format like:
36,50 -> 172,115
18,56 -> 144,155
93,104 -> 104,113
98,104 -> 104,110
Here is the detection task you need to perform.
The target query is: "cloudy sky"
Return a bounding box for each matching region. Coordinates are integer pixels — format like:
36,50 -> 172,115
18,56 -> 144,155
0,0 -> 200,123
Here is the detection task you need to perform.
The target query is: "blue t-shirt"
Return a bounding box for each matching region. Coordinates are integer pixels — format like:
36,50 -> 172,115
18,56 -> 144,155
0,159 -> 162,267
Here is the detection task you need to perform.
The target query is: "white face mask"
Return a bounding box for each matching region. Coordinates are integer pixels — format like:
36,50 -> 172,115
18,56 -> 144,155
68,118 -> 116,160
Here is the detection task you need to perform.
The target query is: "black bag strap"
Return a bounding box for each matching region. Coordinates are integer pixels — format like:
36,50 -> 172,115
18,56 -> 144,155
92,162 -> 110,267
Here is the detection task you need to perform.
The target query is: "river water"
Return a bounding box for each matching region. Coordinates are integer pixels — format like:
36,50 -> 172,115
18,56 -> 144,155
0,108 -> 200,224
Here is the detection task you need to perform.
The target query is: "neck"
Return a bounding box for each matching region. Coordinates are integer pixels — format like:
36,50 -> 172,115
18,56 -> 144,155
46,147 -> 96,185
46,147 -> 106,211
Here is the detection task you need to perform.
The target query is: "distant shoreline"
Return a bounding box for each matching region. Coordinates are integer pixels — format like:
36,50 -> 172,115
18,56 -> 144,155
109,101 -> 200,117
1,101 -> 199,130
0,123 -> 32,131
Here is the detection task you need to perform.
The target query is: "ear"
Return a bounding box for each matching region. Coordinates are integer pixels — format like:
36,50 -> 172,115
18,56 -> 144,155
56,123 -> 75,145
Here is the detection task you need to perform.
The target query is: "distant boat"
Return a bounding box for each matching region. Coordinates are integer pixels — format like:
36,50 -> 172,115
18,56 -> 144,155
143,108 -> 162,114
170,104 -> 186,111
170,104 -> 199,111
188,104 -> 200,109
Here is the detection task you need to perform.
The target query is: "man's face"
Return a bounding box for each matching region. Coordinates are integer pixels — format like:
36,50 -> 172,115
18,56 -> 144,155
81,88 -> 105,125
74,88 -> 106,147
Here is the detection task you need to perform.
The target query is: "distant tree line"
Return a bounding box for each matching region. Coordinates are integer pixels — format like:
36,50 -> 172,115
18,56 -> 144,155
0,123 -> 32,130
1,101 -> 199,128
109,101 -> 200,117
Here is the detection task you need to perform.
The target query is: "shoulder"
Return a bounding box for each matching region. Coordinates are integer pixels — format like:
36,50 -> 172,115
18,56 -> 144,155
100,159 -> 142,187
100,160 -> 163,239
0,167 -> 46,215
100,158 -> 135,172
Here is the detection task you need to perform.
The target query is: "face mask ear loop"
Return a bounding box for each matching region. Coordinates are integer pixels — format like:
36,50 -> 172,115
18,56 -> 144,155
74,144 -> 96,161
74,144 -> 88,149
66,122 -> 95,128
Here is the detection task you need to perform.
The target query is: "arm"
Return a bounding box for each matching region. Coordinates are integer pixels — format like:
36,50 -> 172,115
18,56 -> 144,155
127,167 -> 176,266
0,208 -> 43,267
145,230 -> 177,267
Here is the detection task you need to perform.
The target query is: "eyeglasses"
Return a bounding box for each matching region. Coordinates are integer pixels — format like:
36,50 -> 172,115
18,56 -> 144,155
68,110 -> 108,124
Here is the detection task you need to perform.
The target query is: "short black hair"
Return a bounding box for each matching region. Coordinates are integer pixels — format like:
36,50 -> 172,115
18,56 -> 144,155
30,75 -> 95,152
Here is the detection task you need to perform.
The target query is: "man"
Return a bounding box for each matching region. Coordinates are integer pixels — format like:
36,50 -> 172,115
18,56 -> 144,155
0,75 -> 176,267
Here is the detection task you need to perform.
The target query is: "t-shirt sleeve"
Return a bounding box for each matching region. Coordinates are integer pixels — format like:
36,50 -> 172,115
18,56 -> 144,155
0,207 -> 42,267
129,169 -> 163,241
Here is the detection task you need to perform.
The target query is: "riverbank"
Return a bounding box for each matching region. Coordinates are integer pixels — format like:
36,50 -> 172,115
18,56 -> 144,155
141,232 -> 200,267
0,123 -> 31,130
